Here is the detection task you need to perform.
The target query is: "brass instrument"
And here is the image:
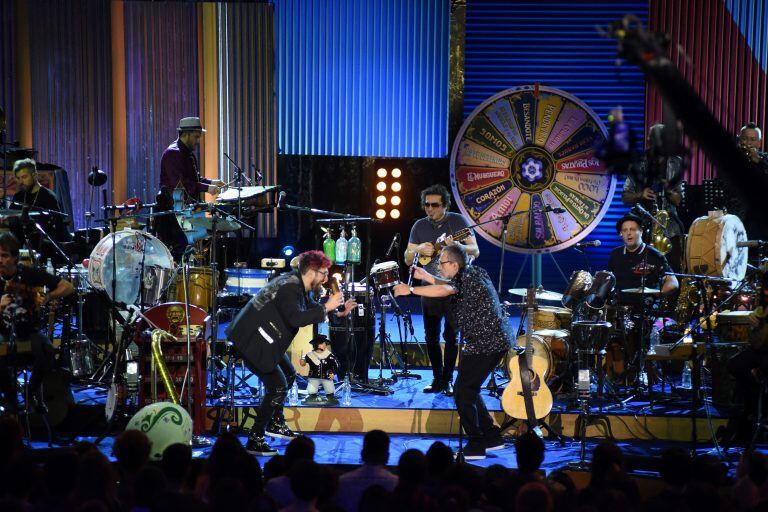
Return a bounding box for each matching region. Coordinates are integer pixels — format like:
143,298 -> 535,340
150,329 -> 180,404
648,186 -> 672,255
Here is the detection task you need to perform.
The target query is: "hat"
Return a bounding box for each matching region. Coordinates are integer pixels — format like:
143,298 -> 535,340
178,116 -> 206,133
615,212 -> 646,233
309,335 -> 329,349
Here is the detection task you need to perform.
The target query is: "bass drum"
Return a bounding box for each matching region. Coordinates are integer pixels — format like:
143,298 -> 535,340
686,212 -> 748,281
511,331 -> 569,385
88,230 -> 175,307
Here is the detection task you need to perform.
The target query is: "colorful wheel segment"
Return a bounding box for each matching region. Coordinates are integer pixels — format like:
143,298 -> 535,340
450,85 -> 615,254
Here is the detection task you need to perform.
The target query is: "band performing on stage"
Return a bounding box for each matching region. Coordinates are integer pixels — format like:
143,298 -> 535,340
1,104 -> 767,463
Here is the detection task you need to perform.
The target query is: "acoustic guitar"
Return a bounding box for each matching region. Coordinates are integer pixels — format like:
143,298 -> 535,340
501,288 -> 553,423
417,227 -> 472,266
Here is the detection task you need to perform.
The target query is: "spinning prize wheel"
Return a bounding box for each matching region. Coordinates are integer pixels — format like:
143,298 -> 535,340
450,85 -> 616,253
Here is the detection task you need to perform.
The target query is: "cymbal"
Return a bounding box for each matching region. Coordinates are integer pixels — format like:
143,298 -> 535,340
621,287 -> 661,295
0,209 -> 21,217
507,288 -> 564,301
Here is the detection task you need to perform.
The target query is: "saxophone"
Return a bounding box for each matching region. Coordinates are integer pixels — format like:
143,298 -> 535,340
649,186 -> 672,255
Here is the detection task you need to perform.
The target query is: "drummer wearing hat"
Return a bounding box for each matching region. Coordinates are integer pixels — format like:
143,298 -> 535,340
156,117 -> 226,256
608,212 -> 678,304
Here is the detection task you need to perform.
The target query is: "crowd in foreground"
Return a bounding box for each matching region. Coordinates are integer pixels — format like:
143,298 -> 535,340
0,415 -> 767,512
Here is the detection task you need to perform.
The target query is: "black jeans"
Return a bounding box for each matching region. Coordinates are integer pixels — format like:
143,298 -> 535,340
454,350 -> 506,442
0,331 -> 54,410
241,352 -> 296,437
422,297 -> 458,383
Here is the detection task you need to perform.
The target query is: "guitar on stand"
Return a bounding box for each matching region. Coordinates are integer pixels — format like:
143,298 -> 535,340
501,287 -> 557,439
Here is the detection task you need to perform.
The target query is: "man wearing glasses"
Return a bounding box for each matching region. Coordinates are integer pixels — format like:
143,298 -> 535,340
393,244 -> 511,459
404,184 -> 479,395
229,250 -> 356,456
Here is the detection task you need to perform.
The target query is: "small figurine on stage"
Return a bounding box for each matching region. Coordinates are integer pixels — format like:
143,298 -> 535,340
300,335 -> 340,405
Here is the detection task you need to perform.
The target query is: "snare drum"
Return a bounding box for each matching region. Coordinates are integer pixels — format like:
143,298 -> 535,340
532,306 -> 572,330
224,268 -> 270,296
370,261 -> 400,289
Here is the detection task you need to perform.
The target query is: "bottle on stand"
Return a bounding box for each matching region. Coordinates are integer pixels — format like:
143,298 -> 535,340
342,374 -> 352,406
348,226 -> 361,264
323,229 -> 336,264
336,227 -> 348,264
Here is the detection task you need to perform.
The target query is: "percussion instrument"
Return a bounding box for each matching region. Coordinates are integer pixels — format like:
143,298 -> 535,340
370,261 -> 400,289
531,305 -> 572,331
88,229 -> 174,306
561,270 -> 592,309
511,330 -> 569,385
621,287 -> 661,295
224,268 -> 270,296
715,310 -> 753,342
571,320 -> 612,354
686,211 -> 748,281
585,270 -> 615,309
508,288 -> 564,302
174,267 -> 214,311
215,185 -> 279,214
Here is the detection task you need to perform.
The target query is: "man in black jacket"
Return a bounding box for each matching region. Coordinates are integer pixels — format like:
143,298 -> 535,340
228,250 -> 355,456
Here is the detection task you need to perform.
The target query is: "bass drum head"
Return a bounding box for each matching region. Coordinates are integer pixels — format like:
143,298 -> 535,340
686,213 -> 748,281
512,334 -> 553,382
88,230 -> 175,306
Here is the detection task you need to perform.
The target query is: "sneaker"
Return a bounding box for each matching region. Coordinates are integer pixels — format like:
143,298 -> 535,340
459,439 -> 486,460
265,422 -> 297,440
423,379 -> 445,393
245,436 -> 278,456
484,434 -> 505,452
443,381 -> 454,397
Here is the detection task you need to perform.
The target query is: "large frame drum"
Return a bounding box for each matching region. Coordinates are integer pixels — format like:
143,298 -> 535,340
686,212 -> 748,280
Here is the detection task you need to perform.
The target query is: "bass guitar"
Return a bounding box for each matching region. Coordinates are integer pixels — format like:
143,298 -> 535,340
501,287 -> 553,423
418,227 -> 472,266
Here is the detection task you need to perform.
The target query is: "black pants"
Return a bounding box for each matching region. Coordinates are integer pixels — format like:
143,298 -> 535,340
454,351 -> 505,442
240,352 -> 296,437
728,347 -> 768,418
422,297 -> 458,383
0,332 -> 54,411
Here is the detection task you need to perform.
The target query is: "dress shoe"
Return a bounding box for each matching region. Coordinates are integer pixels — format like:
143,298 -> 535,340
443,381 -> 454,397
423,379 -> 445,393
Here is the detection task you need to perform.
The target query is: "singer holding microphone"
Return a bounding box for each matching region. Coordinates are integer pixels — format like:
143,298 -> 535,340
404,184 -> 478,395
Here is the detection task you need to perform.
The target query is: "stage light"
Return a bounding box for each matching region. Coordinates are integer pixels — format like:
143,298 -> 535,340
376,181 -> 387,192
377,168 -> 388,178
376,195 -> 387,205
391,182 -> 402,192
390,209 -> 400,219
391,195 -> 401,206
392,168 -> 402,178
281,245 -> 295,257
375,209 -> 386,219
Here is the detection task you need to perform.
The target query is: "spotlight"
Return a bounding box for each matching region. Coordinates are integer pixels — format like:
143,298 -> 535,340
376,195 -> 387,205
391,182 -> 402,192
375,209 -> 386,219
390,209 -> 400,219
392,168 -> 402,178
376,181 -> 387,192
391,195 -> 401,206
377,168 -> 388,178
281,245 -> 295,257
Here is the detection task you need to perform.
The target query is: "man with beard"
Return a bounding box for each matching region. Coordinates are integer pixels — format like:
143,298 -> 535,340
228,250 -> 356,455
9,159 -> 70,254
0,233 -> 73,413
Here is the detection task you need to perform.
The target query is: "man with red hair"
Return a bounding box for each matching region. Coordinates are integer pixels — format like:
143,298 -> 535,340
228,250 -> 355,456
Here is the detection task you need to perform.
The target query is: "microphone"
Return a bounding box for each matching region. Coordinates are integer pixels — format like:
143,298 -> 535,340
575,240 -> 601,248
630,204 -> 653,218
276,191 -> 286,210
385,233 -> 401,258
737,240 -> 767,248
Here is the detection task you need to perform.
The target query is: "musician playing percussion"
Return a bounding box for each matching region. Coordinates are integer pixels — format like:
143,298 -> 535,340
9,158 -> 71,254
393,244 -> 510,460
608,213 -> 679,303
0,233 -> 73,414
404,184 -> 479,396
622,123 -> 685,272
155,116 -> 226,257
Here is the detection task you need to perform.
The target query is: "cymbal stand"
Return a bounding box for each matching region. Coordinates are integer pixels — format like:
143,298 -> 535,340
391,253 -> 420,380
223,152 -> 253,267
372,289 -> 395,393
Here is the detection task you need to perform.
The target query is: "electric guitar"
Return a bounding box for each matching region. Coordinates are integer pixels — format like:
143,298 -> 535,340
417,227 -> 472,266
501,288 -> 553,423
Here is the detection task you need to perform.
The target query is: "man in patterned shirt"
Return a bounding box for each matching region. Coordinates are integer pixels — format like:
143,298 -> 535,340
393,244 -> 511,460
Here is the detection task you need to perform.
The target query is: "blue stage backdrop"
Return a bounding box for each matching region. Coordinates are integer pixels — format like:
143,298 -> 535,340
274,0 -> 450,158
463,0 -> 648,294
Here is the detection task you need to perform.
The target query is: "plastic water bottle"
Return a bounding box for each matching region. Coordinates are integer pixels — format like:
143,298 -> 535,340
288,380 -> 299,406
342,375 -> 352,406
680,363 -> 692,389
322,231 -> 336,264
348,226 -> 362,264
335,228 -> 348,264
